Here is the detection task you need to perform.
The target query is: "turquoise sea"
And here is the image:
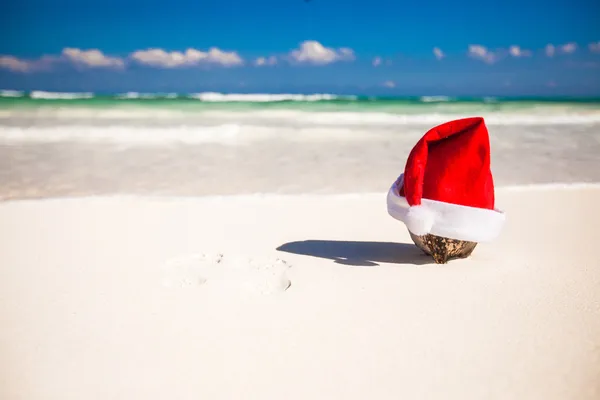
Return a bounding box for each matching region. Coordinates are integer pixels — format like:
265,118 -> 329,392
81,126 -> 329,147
2,90 -> 600,115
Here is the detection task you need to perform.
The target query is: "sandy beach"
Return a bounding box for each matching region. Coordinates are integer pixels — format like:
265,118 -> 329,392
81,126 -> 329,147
3,1 -> 600,397
2,94 -> 600,399
1,184 -> 599,400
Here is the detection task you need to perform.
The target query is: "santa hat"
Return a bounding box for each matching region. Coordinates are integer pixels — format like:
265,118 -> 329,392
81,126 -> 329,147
386,117 -> 505,242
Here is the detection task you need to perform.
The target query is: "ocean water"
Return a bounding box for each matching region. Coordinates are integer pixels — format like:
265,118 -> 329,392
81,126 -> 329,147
1,90 -> 600,199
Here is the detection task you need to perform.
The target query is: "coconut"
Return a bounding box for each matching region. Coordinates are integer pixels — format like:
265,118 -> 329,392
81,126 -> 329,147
409,232 -> 477,264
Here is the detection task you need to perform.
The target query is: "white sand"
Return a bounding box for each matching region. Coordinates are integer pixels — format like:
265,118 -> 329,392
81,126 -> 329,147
1,186 -> 599,400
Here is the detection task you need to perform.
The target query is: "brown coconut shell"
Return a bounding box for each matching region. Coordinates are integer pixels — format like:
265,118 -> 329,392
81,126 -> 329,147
409,232 -> 477,264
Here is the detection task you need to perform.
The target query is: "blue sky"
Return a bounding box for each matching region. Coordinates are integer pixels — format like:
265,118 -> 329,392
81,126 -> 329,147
1,0 -> 599,96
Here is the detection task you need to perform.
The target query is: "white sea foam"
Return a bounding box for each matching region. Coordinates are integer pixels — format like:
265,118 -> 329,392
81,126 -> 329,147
420,96 -> 453,102
188,92 -> 351,102
0,90 -> 24,98
0,107 -> 188,120
1,114 -> 599,149
30,91 -> 94,100
2,107 -> 600,126
0,123 -> 404,146
116,92 -> 178,99
277,110 -> 600,125
0,124 -> 249,145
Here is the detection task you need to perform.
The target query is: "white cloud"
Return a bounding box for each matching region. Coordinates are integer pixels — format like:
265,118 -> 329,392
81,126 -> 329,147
508,45 -> 532,57
130,49 -> 191,67
0,55 -> 31,72
468,45 -> 496,64
383,80 -> 396,88
131,47 -> 243,68
288,40 -> 355,65
545,42 -> 578,57
433,47 -> 445,60
560,42 -> 577,54
0,54 -> 58,73
62,48 -> 124,68
372,57 -> 392,66
338,47 -> 354,59
205,47 -> 244,66
0,49 -> 123,72
254,56 -> 277,66
588,42 -> 600,53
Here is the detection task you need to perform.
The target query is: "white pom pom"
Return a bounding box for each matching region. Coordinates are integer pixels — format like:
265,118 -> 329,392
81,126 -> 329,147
405,205 -> 435,236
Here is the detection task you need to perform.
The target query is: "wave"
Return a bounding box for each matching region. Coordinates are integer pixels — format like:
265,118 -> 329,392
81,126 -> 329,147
419,96 -> 453,103
188,92 -> 353,102
266,111 -> 600,125
0,90 -> 24,98
1,111 -> 600,147
3,107 -> 599,125
116,92 -> 178,99
30,91 -> 94,100
0,125 -> 248,145
2,91 -> 599,107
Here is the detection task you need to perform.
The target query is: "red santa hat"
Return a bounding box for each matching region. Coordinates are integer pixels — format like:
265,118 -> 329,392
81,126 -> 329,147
387,117 -> 505,242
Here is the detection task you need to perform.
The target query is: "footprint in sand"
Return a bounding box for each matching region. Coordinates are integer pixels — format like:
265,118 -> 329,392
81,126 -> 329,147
161,253 -> 291,294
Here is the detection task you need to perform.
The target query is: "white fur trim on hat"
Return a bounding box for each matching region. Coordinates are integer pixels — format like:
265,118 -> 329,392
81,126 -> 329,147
386,174 -> 506,242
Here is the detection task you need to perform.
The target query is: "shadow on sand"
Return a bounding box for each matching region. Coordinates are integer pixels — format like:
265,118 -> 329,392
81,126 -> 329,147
276,240 -> 430,267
